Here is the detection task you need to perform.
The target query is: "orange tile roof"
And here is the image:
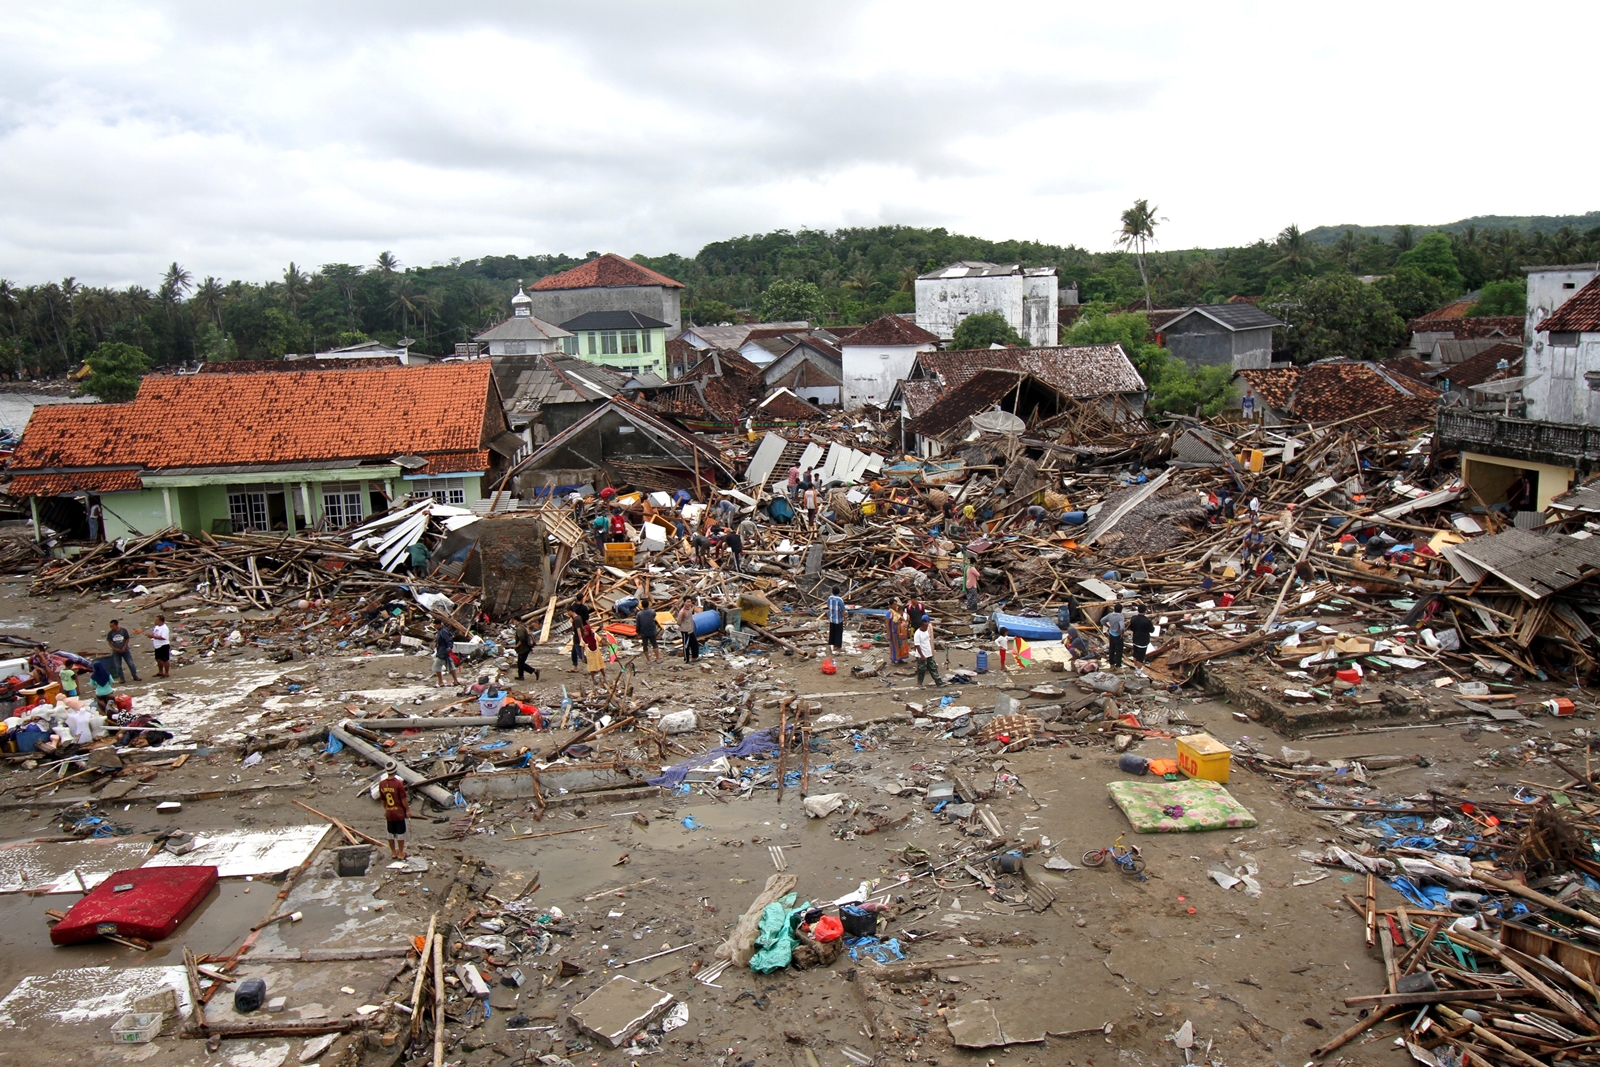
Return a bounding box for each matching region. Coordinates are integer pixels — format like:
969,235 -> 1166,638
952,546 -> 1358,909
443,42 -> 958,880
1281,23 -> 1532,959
7,471 -> 143,495
10,364 -> 501,483
845,314 -> 940,347
1541,275 -> 1600,333
420,450 -> 492,475
530,253 -> 684,291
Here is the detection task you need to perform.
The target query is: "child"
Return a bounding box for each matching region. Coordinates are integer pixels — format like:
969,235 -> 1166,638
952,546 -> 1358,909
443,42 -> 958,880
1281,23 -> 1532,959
59,664 -> 78,700
579,618 -> 605,692
995,628 -> 1018,671
377,761 -> 409,861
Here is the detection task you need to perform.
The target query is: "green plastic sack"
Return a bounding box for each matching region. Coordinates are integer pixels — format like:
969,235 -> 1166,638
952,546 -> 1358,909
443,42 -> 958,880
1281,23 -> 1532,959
748,892 -> 800,973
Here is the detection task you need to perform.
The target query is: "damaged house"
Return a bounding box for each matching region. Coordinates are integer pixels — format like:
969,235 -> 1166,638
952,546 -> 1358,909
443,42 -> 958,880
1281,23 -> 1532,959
8,363 -> 518,540
1236,361 -> 1441,430
513,398 -> 735,497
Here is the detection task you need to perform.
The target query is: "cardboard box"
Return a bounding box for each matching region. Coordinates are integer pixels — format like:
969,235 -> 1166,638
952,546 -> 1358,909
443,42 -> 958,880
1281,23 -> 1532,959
1176,733 -> 1232,784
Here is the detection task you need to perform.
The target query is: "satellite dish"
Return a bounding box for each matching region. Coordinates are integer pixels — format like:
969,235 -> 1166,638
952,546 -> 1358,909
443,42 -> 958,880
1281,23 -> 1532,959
970,409 -> 1026,435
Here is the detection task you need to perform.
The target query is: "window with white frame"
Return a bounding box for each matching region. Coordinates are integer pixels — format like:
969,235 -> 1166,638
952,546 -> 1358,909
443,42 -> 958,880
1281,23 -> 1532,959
412,476 -> 466,505
321,482 -> 364,527
600,331 -> 619,354
562,336 -> 578,355
640,329 -> 652,353
228,490 -> 269,532
620,330 -> 639,354
586,332 -> 598,355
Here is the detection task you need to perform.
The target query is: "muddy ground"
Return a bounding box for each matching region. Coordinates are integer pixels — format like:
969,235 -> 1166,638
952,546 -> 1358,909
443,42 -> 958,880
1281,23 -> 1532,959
0,568 -> 1585,1067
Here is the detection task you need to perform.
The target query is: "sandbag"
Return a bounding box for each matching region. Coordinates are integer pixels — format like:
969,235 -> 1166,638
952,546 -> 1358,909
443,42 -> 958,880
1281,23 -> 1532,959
659,710 -> 698,735
802,793 -> 848,819
714,873 -> 798,967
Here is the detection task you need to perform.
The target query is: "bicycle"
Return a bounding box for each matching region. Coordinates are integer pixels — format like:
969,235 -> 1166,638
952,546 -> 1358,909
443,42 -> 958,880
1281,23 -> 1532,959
1083,834 -> 1147,879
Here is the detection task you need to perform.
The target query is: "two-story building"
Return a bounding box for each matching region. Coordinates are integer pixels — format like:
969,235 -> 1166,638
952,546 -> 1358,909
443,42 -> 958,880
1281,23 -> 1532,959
840,314 -> 940,408
914,261 -> 1059,347
524,254 -> 686,339
557,310 -> 671,379
1436,263 -> 1600,513
1154,304 -> 1283,371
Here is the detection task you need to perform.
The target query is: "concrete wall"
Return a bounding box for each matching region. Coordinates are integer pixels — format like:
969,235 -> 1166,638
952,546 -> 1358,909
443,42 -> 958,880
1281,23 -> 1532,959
485,337 -> 561,357
1231,327 -> 1274,370
1526,266 -> 1600,424
526,285 -> 682,339
1462,451 -> 1575,511
1022,272 -> 1060,346
99,490 -> 169,540
915,275 -> 1023,341
1165,319 -> 1234,368
841,342 -> 934,408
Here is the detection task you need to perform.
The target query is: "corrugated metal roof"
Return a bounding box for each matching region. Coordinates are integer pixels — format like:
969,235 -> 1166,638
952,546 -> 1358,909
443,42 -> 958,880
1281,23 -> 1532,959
1451,527 -> 1600,599
1160,305 -> 1283,333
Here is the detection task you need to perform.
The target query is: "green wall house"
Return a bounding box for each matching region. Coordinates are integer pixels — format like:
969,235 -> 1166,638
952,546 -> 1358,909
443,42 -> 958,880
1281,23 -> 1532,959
558,310 -> 670,380
8,362 -> 519,542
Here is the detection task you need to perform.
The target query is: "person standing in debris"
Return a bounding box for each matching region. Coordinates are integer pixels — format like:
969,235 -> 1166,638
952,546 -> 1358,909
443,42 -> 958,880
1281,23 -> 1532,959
87,499 -> 103,542
737,512 -> 760,551
906,595 -> 929,633
787,465 -> 801,500
826,586 -> 846,652
578,615 -> 605,691
715,496 -> 737,526
433,625 -> 459,688
1103,604 -> 1127,669
960,501 -> 977,538
1241,390 -> 1256,421
1248,495 -> 1261,523
378,761 -> 409,861
568,602 -> 591,672
913,617 -> 944,687
609,506 -> 627,543
149,614 -> 172,679
1242,524 -> 1265,564
1129,606 -> 1154,672
635,598 -> 663,664
964,556 -> 982,613
995,627 -> 1018,671
590,512 -> 609,555
106,619 -> 138,682
676,597 -> 700,663
91,660 -> 115,714
887,599 -> 910,664
59,662 -> 78,700
803,482 -> 820,529
514,618 -> 538,681
724,525 -> 744,573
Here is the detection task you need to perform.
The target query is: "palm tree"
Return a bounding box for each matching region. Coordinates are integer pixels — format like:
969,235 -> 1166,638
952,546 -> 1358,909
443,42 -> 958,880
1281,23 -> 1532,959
1550,226 -> 1579,262
1487,229 -> 1521,279
842,268 -> 876,295
282,263 -> 310,317
896,265 -> 920,293
160,262 -> 192,303
1116,199 -> 1163,310
388,276 -> 420,331
194,276 -> 225,326
466,280 -> 503,327
1334,229 -> 1358,269
1391,225 -> 1416,253
375,251 -> 400,275
1271,224 -> 1313,278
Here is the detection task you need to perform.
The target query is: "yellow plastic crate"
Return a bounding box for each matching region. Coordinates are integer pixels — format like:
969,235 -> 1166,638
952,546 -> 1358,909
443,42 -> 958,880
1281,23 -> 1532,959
1176,733 -> 1232,783
603,542 -> 636,567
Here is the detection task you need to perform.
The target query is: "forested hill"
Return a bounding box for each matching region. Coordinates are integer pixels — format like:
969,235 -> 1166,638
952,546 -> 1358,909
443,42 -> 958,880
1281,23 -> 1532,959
3,213 -> 1598,376
1304,212 -> 1600,247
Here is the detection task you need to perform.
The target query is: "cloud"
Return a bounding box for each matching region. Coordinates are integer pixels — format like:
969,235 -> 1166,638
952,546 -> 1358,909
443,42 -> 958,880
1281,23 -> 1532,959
0,0 -> 1596,286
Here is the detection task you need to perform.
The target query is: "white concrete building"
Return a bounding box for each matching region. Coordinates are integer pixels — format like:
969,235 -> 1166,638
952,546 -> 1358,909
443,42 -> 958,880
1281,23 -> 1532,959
474,286 -> 572,357
1524,264 -> 1600,425
839,314 -> 939,408
914,261 -> 1059,347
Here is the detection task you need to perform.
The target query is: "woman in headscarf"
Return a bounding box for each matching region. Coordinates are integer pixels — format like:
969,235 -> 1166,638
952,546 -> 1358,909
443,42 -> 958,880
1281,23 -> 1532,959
91,661 -> 116,717
887,599 -> 910,664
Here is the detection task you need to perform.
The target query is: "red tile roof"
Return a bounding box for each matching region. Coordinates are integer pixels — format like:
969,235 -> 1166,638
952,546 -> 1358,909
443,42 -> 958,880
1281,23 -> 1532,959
421,450 -> 493,475
1407,315 -> 1522,340
1379,356 -> 1436,389
913,345 -> 1145,397
1238,361 -> 1440,429
843,314 -> 940,347
7,470 -> 142,495
1422,296 -> 1477,320
10,364 -> 502,486
530,253 -> 684,291
1540,275 -> 1600,333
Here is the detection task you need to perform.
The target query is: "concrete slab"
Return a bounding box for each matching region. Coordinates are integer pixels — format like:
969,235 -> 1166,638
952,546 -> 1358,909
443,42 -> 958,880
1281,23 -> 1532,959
0,965 -> 191,1027
569,975 -> 673,1048
0,837 -> 155,894
945,999 -> 1045,1048
143,825 -> 330,878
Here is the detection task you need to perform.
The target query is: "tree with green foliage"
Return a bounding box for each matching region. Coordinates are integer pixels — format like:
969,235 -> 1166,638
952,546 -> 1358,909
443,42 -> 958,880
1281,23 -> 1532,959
82,341 -> 151,402
1472,278 -> 1526,316
689,299 -> 737,326
756,279 -> 827,323
1374,267 -> 1450,322
1265,274 -> 1405,363
1116,199 -> 1162,309
1062,303 -> 1231,415
1395,233 -> 1464,294
193,321 -> 238,362
952,311 -> 1023,350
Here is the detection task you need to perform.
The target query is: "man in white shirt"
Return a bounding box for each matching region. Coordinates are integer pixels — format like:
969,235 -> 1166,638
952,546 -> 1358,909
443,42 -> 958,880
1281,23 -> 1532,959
150,614 -> 172,678
913,618 -> 944,687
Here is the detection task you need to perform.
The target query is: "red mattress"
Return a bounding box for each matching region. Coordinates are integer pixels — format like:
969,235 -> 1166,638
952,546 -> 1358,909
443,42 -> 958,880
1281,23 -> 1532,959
51,865 -> 219,946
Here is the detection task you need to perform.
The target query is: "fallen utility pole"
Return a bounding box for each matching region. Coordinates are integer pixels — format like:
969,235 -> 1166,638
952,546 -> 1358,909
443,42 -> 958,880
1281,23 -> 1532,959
330,720 -> 454,808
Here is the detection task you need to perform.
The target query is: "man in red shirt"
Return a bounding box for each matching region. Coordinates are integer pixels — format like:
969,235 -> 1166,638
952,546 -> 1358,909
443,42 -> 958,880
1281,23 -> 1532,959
609,507 -> 627,542
378,762 -> 409,860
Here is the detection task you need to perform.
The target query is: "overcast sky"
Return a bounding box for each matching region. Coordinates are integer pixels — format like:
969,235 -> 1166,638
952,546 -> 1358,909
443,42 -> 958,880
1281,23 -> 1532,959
0,1 -> 1593,287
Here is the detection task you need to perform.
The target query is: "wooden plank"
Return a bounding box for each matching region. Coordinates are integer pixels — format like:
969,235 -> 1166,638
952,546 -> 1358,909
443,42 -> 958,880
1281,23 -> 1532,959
537,595 -> 558,645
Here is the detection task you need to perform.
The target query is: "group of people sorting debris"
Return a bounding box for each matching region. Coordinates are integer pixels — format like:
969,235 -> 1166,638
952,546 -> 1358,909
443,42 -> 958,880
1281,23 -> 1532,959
0,616 -> 174,756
